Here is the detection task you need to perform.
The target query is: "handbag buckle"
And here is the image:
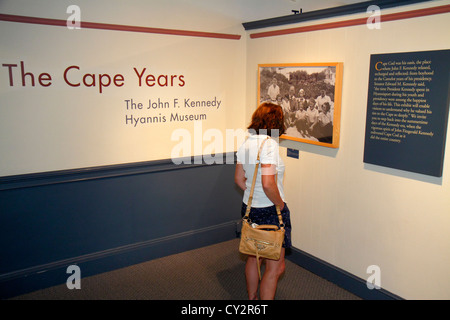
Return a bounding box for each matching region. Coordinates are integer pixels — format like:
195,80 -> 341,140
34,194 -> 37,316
243,216 -> 251,224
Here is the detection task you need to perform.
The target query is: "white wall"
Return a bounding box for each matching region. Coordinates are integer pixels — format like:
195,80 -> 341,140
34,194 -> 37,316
0,0 -> 247,176
246,0 -> 450,299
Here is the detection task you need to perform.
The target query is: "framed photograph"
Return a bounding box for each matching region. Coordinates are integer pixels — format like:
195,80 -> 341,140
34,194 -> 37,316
258,63 -> 343,148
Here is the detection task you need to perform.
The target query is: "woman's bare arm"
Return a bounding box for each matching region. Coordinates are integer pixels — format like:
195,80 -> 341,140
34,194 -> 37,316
261,164 -> 285,210
234,163 -> 247,191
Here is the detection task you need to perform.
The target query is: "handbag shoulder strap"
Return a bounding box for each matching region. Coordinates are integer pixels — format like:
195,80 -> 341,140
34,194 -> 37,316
244,137 -> 268,217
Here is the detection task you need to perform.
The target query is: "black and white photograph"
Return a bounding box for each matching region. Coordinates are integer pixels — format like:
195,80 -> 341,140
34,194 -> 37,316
258,63 -> 343,148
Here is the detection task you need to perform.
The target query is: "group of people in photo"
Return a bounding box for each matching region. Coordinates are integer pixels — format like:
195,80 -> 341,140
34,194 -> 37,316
263,77 -> 334,143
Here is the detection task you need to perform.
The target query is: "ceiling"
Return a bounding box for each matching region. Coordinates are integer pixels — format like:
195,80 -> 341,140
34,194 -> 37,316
229,0 -> 371,22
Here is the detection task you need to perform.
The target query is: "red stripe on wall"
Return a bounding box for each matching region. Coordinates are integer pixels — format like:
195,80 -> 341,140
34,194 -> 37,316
0,13 -> 241,40
250,4 -> 450,39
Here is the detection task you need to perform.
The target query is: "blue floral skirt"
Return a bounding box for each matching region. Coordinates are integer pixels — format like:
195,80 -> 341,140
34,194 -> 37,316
241,202 -> 292,249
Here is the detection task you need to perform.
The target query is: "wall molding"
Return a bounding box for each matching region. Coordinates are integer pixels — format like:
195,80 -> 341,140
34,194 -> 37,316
249,4 -> 450,39
0,152 -> 236,191
0,220 -> 236,283
287,247 -> 404,300
0,221 -> 238,299
243,0 -> 434,30
0,13 -> 241,40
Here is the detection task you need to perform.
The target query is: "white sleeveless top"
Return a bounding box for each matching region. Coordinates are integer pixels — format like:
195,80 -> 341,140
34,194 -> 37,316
236,134 -> 285,207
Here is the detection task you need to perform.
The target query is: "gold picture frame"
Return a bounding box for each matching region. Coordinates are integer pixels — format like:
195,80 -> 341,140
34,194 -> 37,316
258,62 -> 343,148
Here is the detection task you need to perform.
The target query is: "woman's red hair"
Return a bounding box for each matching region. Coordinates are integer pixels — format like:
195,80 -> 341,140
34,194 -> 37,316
247,102 -> 285,137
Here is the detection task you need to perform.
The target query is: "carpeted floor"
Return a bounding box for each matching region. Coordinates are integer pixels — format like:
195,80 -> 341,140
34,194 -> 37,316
10,239 -> 361,300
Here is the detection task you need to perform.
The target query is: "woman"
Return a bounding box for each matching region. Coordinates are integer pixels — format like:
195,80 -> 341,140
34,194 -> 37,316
235,102 -> 292,300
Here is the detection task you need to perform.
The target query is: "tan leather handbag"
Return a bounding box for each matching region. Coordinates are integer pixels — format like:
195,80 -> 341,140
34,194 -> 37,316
239,137 -> 285,279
